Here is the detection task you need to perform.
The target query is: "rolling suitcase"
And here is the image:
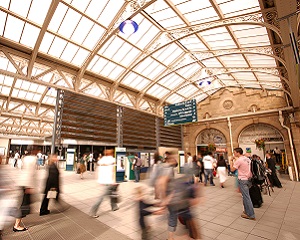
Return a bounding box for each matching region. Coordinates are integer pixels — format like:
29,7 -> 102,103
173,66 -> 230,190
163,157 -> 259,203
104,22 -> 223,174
249,183 -> 263,208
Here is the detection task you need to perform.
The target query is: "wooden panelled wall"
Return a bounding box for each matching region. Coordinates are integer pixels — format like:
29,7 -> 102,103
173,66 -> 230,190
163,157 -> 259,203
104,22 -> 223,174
61,91 -> 182,150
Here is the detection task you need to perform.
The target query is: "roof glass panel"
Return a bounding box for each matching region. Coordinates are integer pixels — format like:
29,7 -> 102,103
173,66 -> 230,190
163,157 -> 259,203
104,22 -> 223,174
101,36 -> 123,58
10,0 -> 31,17
185,7 -> 219,25
90,57 -> 108,73
57,7 -> 82,39
39,32 -> 55,53
98,0 -> 122,28
27,0 -> 52,25
60,43 -> 79,63
219,0 -> 260,17
147,84 -> 169,98
125,19 -> 160,49
72,48 -> 90,66
70,17 -> 93,44
3,75 -> 13,86
20,23 -> 40,49
1,86 -> 10,95
219,55 -> 248,67
176,0 -> 212,13
177,84 -> 198,97
159,73 -> 185,89
246,55 -> 277,67
239,35 -> 270,47
231,72 -> 257,80
158,16 -> 186,29
4,15 -> 23,42
0,0 -> 9,8
100,61 -> 121,78
84,0 -> 109,20
0,11 -> 6,35
152,44 -> 184,65
166,93 -> 184,104
232,25 -> 268,39
48,3 -> 68,32
48,37 -> 68,58
82,24 -> 106,49
201,58 -> 223,67
115,45 -> 141,67
107,66 -> 125,80
67,0 -> 90,13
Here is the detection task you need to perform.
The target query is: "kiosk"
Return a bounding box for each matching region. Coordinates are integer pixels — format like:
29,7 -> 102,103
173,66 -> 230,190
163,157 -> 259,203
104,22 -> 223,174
115,147 -> 126,182
66,148 -> 75,171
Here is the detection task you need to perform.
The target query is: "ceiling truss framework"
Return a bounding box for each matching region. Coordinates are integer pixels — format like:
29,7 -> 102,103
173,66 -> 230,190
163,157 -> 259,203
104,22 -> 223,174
0,0 -> 298,138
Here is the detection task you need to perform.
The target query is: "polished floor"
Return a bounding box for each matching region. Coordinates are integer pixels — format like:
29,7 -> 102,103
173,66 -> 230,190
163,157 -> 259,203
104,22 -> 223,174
1,164 -> 300,240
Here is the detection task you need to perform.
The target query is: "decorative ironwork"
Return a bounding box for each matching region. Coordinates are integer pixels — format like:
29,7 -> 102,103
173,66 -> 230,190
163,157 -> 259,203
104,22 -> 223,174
197,129 -> 226,144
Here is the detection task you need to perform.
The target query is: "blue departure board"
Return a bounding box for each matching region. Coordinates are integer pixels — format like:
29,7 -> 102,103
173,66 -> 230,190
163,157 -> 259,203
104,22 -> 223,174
164,99 -> 198,126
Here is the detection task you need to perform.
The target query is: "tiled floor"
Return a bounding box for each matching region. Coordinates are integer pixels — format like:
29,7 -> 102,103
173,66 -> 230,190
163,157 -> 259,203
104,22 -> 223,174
1,164 -> 300,240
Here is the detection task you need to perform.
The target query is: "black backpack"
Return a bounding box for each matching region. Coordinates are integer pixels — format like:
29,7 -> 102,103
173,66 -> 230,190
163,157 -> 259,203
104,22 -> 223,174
251,159 -> 266,185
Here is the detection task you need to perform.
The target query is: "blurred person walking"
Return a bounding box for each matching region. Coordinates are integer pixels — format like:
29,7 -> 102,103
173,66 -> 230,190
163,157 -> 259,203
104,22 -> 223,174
90,149 -> 119,218
13,151 -> 36,232
39,154 -> 60,216
230,148 -> 255,220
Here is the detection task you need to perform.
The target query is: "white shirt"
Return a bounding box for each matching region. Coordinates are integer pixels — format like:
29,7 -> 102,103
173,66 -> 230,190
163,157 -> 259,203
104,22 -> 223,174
97,156 -> 116,184
187,156 -> 193,165
203,155 -> 215,169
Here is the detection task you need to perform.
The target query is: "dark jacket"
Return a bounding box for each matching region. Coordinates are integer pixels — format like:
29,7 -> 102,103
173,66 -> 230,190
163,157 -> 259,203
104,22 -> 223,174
44,163 -> 60,194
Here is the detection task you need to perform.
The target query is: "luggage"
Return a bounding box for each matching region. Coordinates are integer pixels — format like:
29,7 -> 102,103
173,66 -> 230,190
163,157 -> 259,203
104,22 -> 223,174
249,183 -> 263,208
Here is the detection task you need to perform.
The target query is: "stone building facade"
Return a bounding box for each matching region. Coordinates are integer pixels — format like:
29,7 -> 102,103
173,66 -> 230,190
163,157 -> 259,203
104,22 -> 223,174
183,87 -> 300,180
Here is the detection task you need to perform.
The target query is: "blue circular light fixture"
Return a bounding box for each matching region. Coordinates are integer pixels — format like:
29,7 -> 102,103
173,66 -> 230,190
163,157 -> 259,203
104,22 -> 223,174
199,80 -> 211,87
119,20 -> 139,34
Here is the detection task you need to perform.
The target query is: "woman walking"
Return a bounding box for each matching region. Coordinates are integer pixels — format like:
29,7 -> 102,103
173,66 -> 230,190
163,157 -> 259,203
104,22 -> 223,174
40,154 -> 60,216
217,155 -> 227,188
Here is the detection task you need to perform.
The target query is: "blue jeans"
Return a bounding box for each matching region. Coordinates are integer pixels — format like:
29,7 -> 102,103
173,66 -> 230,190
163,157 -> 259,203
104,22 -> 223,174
204,169 -> 214,185
134,166 -> 141,182
238,179 -> 255,218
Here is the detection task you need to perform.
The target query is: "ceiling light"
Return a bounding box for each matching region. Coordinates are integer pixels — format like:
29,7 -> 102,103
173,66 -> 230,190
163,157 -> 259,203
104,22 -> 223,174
199,80 -> 211,87
119,20 -> 139,34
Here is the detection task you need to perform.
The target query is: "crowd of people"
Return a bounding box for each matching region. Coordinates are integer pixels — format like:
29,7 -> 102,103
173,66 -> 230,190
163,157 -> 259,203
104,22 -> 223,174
0,146 -> 284,240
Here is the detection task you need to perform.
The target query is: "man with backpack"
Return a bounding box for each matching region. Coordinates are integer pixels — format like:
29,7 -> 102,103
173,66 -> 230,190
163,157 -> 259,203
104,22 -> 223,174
230,148 -> 256,220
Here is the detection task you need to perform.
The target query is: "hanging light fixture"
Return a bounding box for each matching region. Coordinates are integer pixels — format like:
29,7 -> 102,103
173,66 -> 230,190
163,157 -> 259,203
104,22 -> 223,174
199,79 -> 212,87
119,20 -> 139,34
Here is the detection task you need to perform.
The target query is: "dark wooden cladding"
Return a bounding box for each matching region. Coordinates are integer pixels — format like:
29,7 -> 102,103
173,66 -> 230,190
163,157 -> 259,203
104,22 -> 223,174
158,117 -> 182,149
61,91 -> 117,144
123,108 -> 156,149
61,91 -> 182,149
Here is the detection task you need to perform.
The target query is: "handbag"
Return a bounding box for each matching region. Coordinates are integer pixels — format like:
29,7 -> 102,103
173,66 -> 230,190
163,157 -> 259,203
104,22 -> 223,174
47,188 -> 58,199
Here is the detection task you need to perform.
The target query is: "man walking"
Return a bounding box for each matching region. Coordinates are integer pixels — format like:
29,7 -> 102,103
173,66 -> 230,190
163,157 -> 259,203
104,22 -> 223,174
202,152 -> 216,186
90,149 -> 119,218
230,147 -> 255,220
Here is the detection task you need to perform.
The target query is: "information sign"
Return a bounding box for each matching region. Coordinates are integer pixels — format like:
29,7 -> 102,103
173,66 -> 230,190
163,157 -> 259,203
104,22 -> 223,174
164,99 -> 198,126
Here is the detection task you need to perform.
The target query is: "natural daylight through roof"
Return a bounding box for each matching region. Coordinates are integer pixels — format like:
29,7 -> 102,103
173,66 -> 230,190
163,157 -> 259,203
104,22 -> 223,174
0,0 -> 287,137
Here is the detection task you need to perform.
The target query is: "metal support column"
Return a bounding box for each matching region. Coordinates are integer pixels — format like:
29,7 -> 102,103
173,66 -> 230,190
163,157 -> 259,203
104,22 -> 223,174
117,106 -> 123,147
155,117 -> 160,150
51,89 -> 65,154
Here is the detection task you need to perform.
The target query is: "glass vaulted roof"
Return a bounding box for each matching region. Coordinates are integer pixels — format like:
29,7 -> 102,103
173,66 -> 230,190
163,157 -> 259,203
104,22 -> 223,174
0,0 -> 288,137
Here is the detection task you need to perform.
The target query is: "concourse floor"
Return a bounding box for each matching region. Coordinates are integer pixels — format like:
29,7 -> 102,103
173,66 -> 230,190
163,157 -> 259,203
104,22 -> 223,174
1,165 -> 300,240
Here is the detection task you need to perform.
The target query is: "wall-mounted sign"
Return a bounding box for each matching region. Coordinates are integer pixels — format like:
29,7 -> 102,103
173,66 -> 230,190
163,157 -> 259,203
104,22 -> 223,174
164,99 -> 197,126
